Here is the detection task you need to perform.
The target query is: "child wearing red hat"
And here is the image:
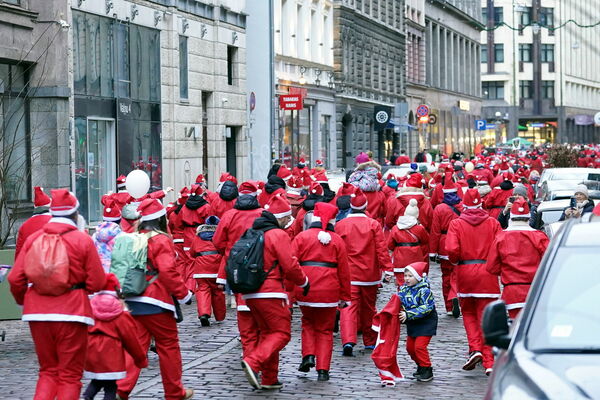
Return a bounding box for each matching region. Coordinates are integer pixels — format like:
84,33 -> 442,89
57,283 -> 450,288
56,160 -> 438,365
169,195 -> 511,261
397,262 -> 437,382
83,274 -> 148,400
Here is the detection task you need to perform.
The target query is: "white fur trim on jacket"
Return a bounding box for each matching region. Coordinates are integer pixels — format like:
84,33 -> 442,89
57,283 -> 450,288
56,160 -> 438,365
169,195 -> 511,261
193,273 -> 218,279
299,277 -> 309,288
457,293 -> 501,298
84,371 -> 126,380
396,191 -> 424,198
126,296 -> 176,313
371,324 -> 381,332
216,278 -> 227,285
346,213 -> 368,218
296,301 -> 339,307
237,305 -> 250,311
22,313 -> 94,326
506,302 -> 526,310
48,217 -> 77,227
242,292 -> 288,301
178,291 -> 193,304
351,280 -> 381,286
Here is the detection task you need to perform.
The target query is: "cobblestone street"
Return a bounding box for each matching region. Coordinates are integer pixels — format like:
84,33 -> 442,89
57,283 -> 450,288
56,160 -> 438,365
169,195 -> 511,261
0,263 -> 488,399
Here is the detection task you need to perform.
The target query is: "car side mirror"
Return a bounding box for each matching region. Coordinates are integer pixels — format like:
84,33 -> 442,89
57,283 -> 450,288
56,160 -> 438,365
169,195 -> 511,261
482,300 -> 511,349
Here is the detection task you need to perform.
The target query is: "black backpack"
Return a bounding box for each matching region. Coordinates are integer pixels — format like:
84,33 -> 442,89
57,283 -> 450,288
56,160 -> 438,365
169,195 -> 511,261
225,228 -> 278,294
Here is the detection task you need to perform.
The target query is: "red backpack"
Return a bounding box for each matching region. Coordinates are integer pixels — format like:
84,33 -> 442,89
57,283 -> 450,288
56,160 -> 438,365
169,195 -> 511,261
24,233 -> 71,295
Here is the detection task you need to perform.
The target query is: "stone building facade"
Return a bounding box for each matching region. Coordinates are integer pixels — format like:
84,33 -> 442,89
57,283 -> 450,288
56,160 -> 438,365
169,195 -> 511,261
0,0 -> 248,233
332,0 -> 406,168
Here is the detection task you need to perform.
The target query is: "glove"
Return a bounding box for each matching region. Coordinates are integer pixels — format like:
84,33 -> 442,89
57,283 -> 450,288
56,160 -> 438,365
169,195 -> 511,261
338,300 -> 349,309
302,282 -> 311,297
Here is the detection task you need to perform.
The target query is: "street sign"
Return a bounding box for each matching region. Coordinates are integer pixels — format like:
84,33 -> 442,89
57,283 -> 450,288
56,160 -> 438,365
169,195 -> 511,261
374,105 -> 392,131
594,112 -> 600,126
416,104 -> 429,117
530,123 -> 545,128
486,124 -> 497,130
428,114 -> 437,125
249,92 -> 256,111
289,87 -> 308,98
279,94 -> 303,110
475,119 -> 486,130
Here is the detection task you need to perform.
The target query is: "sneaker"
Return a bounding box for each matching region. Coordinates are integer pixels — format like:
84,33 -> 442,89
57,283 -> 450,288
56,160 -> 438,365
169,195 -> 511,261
317,369 -> 330,381
199,315 -> 210,327
364,345 -> 375,351
381,380 -> 396,387
462,351 -> 483,370
241,360 -> 261,389
446,311 -> 454,316
452,298 -> 461,318
416,367 -> 433,382
183,388 -> 194,399
261,381 -> 283,390
413,366 -> 424,377
298,355 -> 315,372
485,368 -> 493,376
342,343 -> 354,356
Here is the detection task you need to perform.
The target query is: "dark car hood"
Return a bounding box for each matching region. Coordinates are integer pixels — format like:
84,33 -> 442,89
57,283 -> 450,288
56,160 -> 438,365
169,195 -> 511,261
533,353 -> 600,398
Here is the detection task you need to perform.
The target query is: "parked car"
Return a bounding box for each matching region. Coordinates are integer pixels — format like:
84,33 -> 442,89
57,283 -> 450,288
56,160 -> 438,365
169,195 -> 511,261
381,163 -> 437,179
533,199 -> 571,229
482,215 -> 600,400
536,168 -> 600,202
537,180 -> 600,202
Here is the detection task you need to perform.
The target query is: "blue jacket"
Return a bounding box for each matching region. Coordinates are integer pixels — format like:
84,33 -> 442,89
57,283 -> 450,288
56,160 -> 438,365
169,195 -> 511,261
397,278 -> 438,337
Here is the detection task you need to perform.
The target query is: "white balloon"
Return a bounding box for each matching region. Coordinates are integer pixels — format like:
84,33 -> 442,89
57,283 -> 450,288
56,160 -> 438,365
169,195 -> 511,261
465,162 -> 475,173
126,170 -> 150,199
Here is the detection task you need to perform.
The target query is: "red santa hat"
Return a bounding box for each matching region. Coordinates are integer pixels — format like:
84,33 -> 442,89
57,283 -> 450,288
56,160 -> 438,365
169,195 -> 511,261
313,202 -> 339,245
137,198 -> 166,221
313,171 -> 328,184
265,194 -> 292,218
510,198 -> 531,219
116,175 -> 127,189
103,201 -> 121,222
309,181 -> 324,196
462,188 -> 482,209
337,182 -> 356,197
404,262 -> 428,281
442,173 -> 458,193
405,173 -> 423,189
178,187 -> 190,205
350,189 -> 368,210
195,174 -> 205,184
220,172 -> 238,185
95,272 -> 121,297
298,158 -> 306,166
33,186 -> 52,208
287,176 -> 303,190
315,159 -> 324,167
276,167 -> 292,181
239,181 -> 259,196
190,184 -> 204,196
49,189 -> 79,216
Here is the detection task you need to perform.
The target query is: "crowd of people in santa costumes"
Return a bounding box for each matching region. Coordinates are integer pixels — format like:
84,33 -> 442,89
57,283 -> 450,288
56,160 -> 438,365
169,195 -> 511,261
11,143 -> 582,397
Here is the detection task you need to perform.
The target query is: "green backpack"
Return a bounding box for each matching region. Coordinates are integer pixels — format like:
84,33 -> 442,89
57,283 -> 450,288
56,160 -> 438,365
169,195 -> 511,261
110,232 -> 159,297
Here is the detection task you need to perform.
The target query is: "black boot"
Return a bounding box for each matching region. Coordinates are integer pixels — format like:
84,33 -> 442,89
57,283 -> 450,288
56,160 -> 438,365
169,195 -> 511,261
452,298 -> 460,318
333,310 -> 340,333
317,370 -> 330,381
199,314 -> 210,327
342,343 -> 354,356
417,367 -> 433,382
413,366 -> 424,377
298,355 -> 316,372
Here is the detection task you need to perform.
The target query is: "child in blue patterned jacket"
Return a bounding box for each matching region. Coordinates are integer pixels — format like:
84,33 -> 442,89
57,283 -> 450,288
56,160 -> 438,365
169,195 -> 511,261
398,262 -> 438,382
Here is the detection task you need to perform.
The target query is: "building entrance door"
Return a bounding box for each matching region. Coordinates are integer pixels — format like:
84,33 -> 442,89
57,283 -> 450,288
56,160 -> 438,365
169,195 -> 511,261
76,118 -> 116,223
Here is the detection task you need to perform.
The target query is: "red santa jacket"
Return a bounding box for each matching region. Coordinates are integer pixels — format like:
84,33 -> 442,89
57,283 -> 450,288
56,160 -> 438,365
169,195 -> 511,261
385,191 -> 434,232
210,197 -> 236,219
15,213 -> 51,258
336,213 -> 393,285
429,202 -> 463,259
445,209 -> 502,298
486,224 -> 549,310
125,231 -> 192,316
179,199 -> 212,248
9,218 -> 106,325
84,294 -> 147,379
190,235 -> 222,279
292,226 -> 351,307
484,188 -> 513,219
386,221 -> 429,273
257,187 -> 286,208
364,190 -> 386,225
241,213 -> 308,301
371,294 -> 404,383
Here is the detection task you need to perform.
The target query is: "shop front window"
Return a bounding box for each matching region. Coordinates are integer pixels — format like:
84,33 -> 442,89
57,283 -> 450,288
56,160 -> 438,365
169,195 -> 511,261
279,107 -> 312,168
320,115 -> 330,168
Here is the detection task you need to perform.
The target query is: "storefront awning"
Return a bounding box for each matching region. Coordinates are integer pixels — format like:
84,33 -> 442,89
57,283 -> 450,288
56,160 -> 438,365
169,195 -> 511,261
518,124 -> 528,131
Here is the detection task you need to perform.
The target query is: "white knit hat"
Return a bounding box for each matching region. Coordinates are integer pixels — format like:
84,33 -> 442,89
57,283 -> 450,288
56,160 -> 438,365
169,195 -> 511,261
574,184 -> 589,198
403,198 -> 419,218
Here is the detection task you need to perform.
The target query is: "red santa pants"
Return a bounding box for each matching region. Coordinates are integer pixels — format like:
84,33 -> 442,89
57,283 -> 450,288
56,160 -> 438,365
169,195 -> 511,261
195,278 -> 226,321
440,260 -> 457,312
29,321 -> 88,400
244,298 -> 291,386
237,310 -> 259,358
406,336 -> 432,367
117,312 -> 185,400
175,244 -> 195,292
460,297 -> 495,369
340,285 -> 378,346
299,306 -> 337,371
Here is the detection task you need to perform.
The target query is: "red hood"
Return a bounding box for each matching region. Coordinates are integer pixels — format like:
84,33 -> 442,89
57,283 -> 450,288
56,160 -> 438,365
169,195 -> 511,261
397,192 -> 425,208
90,294 -> 123,321
43,220 -> 78,234
459,208 -> 490,226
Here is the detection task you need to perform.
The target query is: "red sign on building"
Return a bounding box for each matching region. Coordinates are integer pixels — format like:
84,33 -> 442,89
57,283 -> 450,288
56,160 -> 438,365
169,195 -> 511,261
279,94 -> 304,110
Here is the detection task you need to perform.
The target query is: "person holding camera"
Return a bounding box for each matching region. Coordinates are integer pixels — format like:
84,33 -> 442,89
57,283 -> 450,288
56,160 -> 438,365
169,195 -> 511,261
559,185 -> 595,221
498,184 -> 537,229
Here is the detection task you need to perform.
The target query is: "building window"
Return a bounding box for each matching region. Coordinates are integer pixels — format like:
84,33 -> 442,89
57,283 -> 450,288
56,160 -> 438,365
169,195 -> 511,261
320,115 -> 331,168
542,81 -> 554,98
482,81 -> 505,99
519,7 -> 532,25
541,44 -> 554,62
519,44 -> 532,62
3,0 -> 21,5
519,80 -> 533,99
493,7 -> 503,25
494,43 -> 504,63
0,63 -> 30,202
227,46 -> 237,86
481,44 -> 488,63
540,8 -> 554,28
179,35 -> 188,99
482,7 -> 487,21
